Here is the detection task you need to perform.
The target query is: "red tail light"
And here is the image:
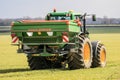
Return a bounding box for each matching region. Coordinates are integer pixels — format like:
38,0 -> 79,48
62,32 -> 68,35
11,33 -> 16,38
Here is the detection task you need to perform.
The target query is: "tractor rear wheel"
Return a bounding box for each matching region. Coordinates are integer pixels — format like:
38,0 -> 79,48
91,42 -> 106,67
67,36 -> 93,69
27,56 -> 50,70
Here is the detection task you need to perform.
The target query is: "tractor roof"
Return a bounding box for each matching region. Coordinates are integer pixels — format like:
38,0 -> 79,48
47,11 -> 81,16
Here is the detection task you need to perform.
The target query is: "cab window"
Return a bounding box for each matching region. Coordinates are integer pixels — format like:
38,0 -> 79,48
50,16 -> 71,20
75,15 -> 81,20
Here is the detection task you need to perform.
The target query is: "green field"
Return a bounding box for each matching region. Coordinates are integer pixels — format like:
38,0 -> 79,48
87,27 -> 120,33
0,29 -> 120,80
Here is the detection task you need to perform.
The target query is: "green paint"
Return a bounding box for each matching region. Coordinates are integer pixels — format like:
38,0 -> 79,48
11,11 -> 83,56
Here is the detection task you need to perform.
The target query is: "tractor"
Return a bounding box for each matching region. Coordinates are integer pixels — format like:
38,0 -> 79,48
11,9 -> 106,70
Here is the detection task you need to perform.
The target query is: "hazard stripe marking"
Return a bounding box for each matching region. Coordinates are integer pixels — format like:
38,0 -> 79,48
62,35 -> 69,42
12,36 -> 18,43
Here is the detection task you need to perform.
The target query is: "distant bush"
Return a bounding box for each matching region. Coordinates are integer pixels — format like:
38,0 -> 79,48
0,17 -> 120,26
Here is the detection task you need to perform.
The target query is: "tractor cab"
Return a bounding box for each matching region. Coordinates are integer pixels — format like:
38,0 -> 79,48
46,10 -> 82,21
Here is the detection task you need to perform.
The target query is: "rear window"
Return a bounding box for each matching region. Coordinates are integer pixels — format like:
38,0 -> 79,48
50,16 -> 71,20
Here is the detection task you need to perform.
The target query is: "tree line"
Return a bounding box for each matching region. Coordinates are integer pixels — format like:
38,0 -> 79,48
0,17 -> 120,26
0,17 -> 43,26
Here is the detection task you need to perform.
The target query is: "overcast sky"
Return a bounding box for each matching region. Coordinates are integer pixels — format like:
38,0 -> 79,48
0,0 -> 120,18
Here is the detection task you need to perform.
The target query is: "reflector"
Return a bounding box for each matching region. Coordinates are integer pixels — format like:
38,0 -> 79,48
27,32 -> 33,36
47,32 -> 53,36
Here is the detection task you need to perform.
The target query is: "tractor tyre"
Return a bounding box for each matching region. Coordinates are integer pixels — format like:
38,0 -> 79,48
91,42 -> 106,67
67,36 -> 93,69
51,61 -> 62,68
27,56 -> 50,70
